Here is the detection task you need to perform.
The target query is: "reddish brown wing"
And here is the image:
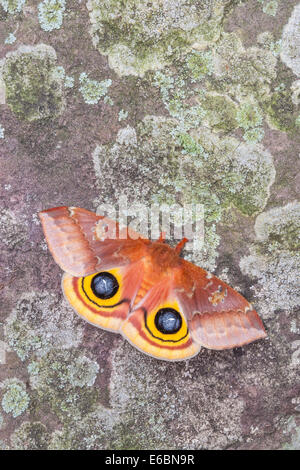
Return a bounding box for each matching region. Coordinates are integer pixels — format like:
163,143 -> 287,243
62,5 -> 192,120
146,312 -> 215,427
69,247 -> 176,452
176,261 -> 267,350
39,206 -> 149,277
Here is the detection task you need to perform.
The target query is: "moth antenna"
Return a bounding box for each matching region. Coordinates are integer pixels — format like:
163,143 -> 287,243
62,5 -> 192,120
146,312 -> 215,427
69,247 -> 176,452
157,231 -> 166,243
175,237 -> 189,254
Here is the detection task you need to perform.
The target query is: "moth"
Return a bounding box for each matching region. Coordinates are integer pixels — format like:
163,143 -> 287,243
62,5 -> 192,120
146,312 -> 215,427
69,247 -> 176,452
39,206 -> 267,361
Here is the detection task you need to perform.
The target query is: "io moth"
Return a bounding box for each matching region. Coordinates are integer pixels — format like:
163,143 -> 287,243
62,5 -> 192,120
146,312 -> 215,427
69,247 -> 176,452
39,206 -> 267,361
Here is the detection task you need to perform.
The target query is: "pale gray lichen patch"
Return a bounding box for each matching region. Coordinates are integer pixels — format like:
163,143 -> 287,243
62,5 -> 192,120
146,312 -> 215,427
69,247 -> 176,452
240,201 -> 300,318
5,291 -> 84,361
260,0 -> 279,17
282,416 -> 300,450
254,201 -> 300,252
86,0 -> 235,77
0,44 -> 66,121
10,422 -> 50,450
0,209 -> 27,248
108,341 -> 244,449
1,378 -> 30,418
280,4 -> 300,78
212,32 -> 277,98
93,116 -> 275,270
28,348 -> 100,421
48,406 -> 118,450
0,440 -> 9,450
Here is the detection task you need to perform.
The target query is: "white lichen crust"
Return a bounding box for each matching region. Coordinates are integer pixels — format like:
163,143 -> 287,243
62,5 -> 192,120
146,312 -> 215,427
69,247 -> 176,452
87,0 -> 234,76
280,3 -> 300,77
240,201 -> 300,317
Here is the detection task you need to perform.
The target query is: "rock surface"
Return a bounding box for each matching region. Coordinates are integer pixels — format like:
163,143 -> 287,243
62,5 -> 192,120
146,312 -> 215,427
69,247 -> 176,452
0,0 -> 299,450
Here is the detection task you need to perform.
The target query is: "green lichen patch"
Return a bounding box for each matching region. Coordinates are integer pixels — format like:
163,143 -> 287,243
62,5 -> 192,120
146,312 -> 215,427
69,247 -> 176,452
93,116 -> 275,270
79,72 -> 112,105
1,379 -> 30,418
240,201 -> 300,317
186,50 -> 214,82
265,85 -> 299,133
87,0 -> 235,77
0,44 -> 66,121
10,422 -> 50,450
28,349 -> 100,421
198,92 -> 238,132
0,0 -> 25,15
5,291 -> 84,361
236,101 -> 263,130
38,0 -> 66,32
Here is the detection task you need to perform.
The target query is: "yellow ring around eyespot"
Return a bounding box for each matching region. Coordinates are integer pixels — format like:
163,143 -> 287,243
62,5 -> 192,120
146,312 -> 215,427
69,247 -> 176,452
79,268 -> 123,308
146,299 -> 188,342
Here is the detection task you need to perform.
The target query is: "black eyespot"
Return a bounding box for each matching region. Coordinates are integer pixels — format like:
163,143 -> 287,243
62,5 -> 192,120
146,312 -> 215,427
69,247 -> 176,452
155,308 -> 182,334
91,272 -> 119,299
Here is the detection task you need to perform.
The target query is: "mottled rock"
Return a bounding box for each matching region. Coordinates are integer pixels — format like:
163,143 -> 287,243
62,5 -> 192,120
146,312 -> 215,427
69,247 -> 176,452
0,0 -> 299,451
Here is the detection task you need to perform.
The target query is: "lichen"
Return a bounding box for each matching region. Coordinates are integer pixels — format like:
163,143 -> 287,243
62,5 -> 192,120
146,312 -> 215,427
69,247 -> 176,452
48,407 -> 117,450
5,291 -> 84,361
212,32 -> 277,98
243,127 -> 265,143
0,124 -> 4,138
79,72 -> 112,105
254,201 -> 300,253
0,44 -> 66,121
199,92 -> 238,132
92,116 -> 275,270
186,50 -> 214,82
86,0 -> 235,77
10,422 -> 50,450
282,417 -> 300,450
236,101 -> 263,131
106,341 -> 245,449
0,209 -> 27,247
280,4 -> 300,78
0,0 -> 25,15
1,379 -> 30,418
262,1 -> 278,17
118,109 -> 128,122
64,75 -> 74,88
38,0 -> 66,32
27,348 -> 100,421
240,201 -> 300,318
4,33 -> 16,44
265,85 -> 298,133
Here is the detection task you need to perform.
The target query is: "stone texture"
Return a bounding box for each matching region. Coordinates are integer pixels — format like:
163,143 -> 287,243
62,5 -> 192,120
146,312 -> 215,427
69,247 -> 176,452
0,0 -> 299,450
